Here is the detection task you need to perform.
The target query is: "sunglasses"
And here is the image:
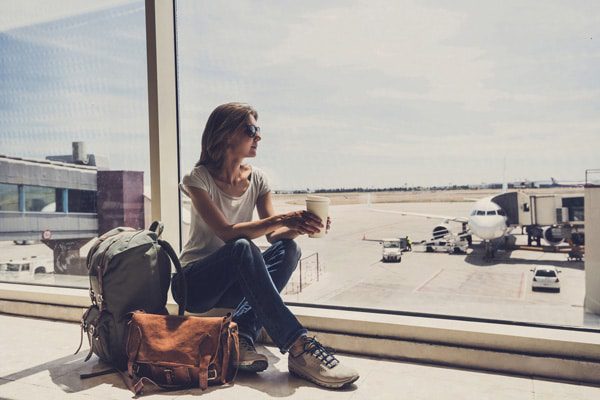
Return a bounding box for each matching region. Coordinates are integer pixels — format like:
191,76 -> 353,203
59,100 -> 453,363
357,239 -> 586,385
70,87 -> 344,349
245,124 -> 261,138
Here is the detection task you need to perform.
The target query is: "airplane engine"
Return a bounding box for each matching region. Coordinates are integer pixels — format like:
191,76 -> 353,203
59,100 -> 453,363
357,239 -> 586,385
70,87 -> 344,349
543,226 -> 565,246
432,223 -> 451,239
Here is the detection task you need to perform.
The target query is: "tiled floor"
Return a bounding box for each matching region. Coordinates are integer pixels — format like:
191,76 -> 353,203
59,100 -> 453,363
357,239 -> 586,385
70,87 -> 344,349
0,314 -> 599,400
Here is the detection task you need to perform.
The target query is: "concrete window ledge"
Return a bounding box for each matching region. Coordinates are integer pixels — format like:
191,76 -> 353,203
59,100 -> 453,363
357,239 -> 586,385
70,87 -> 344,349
1,282 -> 599,385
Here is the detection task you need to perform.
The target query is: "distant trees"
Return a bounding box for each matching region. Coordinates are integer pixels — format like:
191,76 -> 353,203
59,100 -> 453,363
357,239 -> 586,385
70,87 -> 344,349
273,184 -> 472,194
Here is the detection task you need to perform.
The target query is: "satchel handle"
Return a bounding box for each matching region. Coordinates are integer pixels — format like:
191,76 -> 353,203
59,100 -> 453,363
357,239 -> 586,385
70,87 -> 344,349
157,239 -> 188,316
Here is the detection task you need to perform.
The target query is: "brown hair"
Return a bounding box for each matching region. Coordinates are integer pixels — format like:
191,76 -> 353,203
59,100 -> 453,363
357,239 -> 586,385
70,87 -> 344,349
196,102 -> 258,169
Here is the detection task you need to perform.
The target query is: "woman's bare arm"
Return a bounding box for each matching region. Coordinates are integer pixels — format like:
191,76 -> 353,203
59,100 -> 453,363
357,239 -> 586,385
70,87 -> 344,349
257,192 -> 302,243
186,186 -> 322,242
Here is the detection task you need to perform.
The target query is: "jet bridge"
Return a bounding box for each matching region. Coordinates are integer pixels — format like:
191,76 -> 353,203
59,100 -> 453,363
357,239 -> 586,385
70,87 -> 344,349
490,192 -> 530,226
492,192 -> 584,227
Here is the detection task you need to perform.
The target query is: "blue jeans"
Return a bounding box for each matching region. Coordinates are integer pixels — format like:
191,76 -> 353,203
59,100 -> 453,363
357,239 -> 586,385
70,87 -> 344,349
172,238 -> 307,353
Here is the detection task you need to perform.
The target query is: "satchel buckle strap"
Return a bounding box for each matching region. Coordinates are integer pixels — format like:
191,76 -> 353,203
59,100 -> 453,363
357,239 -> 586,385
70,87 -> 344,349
163,368 -> 174,385
207,368 -> 218,381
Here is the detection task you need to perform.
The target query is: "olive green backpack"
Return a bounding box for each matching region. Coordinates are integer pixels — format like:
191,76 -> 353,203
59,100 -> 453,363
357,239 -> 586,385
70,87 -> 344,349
75,221 -> 187,370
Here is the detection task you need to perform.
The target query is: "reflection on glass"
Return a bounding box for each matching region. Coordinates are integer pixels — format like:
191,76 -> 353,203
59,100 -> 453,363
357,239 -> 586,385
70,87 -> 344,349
0,1 -> 149,288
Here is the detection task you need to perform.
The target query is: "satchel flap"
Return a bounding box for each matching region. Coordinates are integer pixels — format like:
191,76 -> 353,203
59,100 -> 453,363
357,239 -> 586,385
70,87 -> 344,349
128,313 -> 225,367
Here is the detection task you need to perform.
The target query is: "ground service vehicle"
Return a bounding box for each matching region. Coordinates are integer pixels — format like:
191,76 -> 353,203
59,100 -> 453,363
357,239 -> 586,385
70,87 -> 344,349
382,239 -> 402,262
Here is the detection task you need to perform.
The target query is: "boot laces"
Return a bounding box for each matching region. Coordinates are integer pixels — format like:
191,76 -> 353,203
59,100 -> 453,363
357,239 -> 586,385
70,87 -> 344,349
239,336 -> 256,352
302,337 -> 339,369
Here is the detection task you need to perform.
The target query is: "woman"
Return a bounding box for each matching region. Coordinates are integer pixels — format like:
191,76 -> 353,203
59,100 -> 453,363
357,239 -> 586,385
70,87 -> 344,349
173,103 -> 359,389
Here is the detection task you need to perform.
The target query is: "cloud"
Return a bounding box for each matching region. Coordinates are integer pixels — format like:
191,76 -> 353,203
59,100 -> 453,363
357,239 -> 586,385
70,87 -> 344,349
0,0 -> 137,32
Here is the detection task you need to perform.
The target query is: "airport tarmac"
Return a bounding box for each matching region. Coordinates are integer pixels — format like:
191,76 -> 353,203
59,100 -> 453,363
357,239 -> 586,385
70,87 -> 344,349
273,198 -> 598,329
1,190 -> 598,329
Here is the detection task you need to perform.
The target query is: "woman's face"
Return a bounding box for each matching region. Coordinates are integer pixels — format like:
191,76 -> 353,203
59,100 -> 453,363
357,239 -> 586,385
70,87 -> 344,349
228,114 -> 261,159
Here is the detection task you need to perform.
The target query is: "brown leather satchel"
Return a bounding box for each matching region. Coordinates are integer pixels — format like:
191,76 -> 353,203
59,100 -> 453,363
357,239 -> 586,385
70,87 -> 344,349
123,311 -> 239,395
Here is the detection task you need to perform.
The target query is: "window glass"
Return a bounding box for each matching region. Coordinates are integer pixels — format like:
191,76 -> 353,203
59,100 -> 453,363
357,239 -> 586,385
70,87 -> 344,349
23,186 -> 55,212
0,183 -> 19,211
486,210 -> 496,215
175,1 -> 599,329
7,263 -> 21,272
68,190 -> 97,213
0,1 -> 149,287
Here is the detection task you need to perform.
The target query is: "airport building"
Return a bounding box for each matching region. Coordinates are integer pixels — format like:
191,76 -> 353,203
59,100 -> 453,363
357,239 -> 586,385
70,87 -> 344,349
0,143 -> 144,274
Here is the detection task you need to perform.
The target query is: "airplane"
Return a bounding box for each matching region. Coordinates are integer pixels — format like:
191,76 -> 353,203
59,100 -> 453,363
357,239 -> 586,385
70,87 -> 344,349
368,195 -> 511,260
547,177 -> 585,188
511,177 -> 585,189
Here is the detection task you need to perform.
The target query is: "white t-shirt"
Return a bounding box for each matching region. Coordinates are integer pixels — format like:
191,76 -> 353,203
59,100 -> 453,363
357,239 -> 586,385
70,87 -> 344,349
179,164 -> 271,266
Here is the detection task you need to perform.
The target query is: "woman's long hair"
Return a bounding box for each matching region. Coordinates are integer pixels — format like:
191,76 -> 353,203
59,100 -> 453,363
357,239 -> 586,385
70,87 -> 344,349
196,102 -> 258,169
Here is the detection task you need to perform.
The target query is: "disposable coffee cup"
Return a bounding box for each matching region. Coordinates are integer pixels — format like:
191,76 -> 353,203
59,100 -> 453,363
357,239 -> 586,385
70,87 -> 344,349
306,195 -> 330,238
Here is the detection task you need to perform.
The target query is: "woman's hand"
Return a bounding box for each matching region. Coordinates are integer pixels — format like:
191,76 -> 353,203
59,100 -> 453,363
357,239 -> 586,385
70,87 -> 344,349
281,210 -> 324,235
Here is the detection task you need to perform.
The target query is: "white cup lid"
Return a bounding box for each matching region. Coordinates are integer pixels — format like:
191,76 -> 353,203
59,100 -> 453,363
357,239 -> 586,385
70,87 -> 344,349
306,195 -> 330,203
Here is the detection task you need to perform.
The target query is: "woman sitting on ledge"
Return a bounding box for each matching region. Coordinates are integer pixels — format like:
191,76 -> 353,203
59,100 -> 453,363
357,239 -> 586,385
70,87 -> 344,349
172,102 -> 359,389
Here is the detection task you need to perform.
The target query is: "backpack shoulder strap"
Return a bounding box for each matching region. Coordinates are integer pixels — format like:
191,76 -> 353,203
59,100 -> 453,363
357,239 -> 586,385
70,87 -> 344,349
157,239 -> 187,316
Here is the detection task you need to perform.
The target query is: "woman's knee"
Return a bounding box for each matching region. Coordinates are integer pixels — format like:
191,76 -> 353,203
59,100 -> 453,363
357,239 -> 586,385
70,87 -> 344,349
278,239 -> 302,264
289,239 -> 302,259
230,237 -> 258,255
228,238 -> 264,270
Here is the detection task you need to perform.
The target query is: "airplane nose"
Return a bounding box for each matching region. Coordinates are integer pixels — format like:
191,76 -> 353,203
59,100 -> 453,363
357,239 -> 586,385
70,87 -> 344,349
470,217 -> 505,240
477,227 -> 498,240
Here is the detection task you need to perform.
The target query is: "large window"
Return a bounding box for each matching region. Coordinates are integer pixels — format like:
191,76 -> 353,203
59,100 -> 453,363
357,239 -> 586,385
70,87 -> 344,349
175,1 -> 599,329
1,1 -> 598,331
0,1 -> 150,286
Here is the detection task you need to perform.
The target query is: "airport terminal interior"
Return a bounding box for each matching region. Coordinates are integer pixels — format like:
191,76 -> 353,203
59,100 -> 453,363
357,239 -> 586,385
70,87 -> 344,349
2,1 -> 600,399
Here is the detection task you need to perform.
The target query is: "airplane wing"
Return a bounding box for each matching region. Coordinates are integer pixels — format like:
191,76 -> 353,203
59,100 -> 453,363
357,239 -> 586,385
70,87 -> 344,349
362,236 -> 384,242
369,207 -> 469,224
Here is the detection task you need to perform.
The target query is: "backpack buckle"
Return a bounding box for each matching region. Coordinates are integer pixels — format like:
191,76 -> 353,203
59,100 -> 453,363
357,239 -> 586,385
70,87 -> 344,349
95,293 -> 104,307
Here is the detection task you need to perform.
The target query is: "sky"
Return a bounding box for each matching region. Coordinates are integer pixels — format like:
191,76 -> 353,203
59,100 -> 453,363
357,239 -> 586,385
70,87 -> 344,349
1,0 -> 599,190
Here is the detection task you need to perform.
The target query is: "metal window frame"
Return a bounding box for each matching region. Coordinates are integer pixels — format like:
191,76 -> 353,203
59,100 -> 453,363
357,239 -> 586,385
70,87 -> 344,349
145,0 -> 182,248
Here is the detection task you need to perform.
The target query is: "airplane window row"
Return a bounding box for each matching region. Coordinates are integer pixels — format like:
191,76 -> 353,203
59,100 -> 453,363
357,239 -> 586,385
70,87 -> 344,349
471,209 -> 507,216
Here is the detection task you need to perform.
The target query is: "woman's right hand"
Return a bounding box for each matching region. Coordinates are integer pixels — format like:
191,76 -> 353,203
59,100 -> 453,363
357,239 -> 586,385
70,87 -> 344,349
280,210 -> 324,235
